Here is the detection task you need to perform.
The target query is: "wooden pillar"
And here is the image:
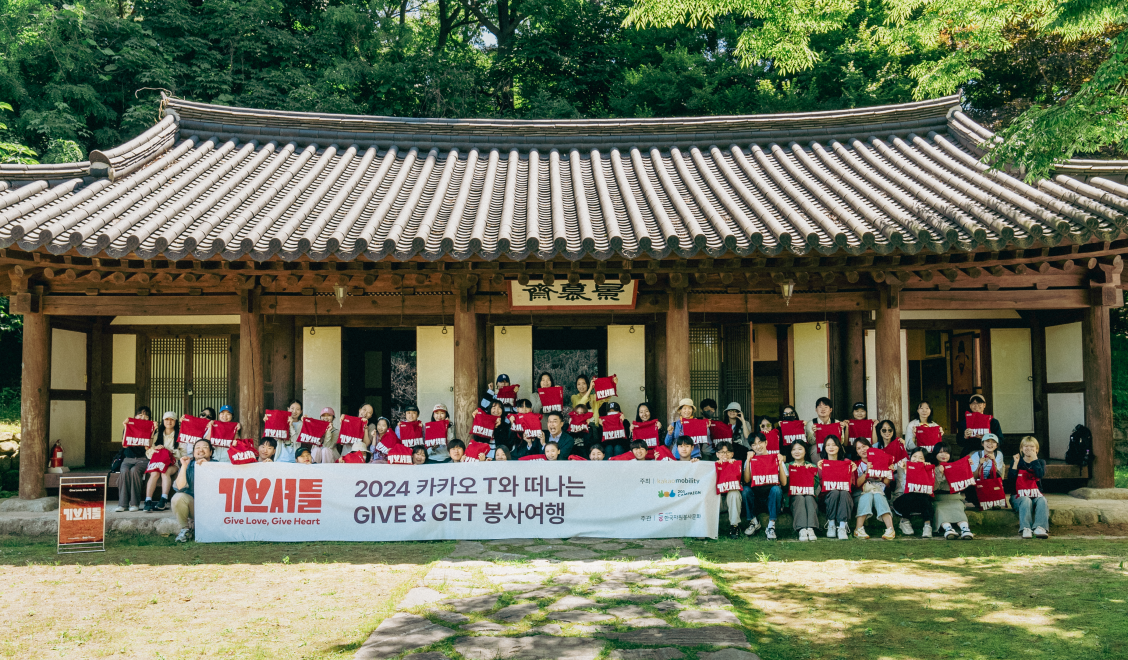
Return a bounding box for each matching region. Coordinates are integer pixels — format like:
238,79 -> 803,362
666,288 -> 690,417
875,285 -> 903,433
1029,314 -> 1048,454
271,316 -> 295,409
19,312 -> 50,499
453,286 -> 480,437
239,290 -> 264,440
844,311 -> 867,407
775,324 -> 790,407
748,323 -> 755,417
1083,304 -> 1114,488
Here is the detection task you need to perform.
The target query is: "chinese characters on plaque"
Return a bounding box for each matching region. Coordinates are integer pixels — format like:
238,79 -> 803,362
508,280 -> 638,309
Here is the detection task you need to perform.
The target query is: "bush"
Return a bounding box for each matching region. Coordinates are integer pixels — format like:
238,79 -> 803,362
0,388 -> 18,423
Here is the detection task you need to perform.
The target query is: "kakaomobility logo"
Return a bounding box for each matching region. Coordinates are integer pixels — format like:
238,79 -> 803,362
658,489 -> 702,497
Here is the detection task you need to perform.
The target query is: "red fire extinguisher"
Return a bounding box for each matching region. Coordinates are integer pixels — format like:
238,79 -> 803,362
50,441 -> 64,468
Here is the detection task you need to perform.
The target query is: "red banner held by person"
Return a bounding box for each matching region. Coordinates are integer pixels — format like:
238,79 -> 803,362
339,415 -> 367,446
631,419 -> 662,447
941,457 -> 975,493
209,421 -> 238,448
263,410 -> 290,439
601,413 -> 626,441
179,415 -> 210,444
537,386 -> 564,412
788,465 -> 817,496
592,375 -> 617,400
299,418 -> 331,446
123,418 -> 154,447
819,460 -> 852,491
425,420 -> 450,448
906,462 -> 935,495
472,409 -> 498,439
398,420 -> 424,447
780,420 -> 805,445
568,411 -> 593,435
747,454 -> 780,486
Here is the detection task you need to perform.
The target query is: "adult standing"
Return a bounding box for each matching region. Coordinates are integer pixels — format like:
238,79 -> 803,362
172,439 -> 215,543
955,394 -> 1003,457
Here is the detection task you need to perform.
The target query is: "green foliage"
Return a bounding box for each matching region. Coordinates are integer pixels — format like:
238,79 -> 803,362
0,387 -> 19,423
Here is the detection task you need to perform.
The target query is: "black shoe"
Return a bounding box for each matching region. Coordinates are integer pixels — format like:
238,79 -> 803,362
727,528 -> 741,539
155,497 -> 168,511
143,500 -> 154,512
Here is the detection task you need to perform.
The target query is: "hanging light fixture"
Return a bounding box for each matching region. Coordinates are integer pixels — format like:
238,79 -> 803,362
780,279 -> 795,306
333,283 -> 347,308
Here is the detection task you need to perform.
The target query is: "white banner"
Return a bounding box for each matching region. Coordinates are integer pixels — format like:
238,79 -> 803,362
195,461 -> 719,542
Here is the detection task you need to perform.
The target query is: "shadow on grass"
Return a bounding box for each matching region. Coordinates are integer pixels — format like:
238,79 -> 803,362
692,537 -> 1128,660
0,534 -> 455,567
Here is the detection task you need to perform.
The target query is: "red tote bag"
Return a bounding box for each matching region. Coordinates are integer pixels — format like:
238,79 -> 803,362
715,461 -> 742,494
710,421 -> 734,445
472,409 -> 498,439
746,454 -> 780,486
568,411 -> 593,435
519,454 -> 547,462
386,444 -> 413,464
865,447 -> 893,481
424,420 -> 450,448
788,465 -> 817,496
649,445 -> 676,461
601,413 -> 626,441
592,376 -> 617,400
965,412 -> 993,437
847,419 -> 873,443
374,431 -> 399,455
208,420 -> 238,448
338,415 -> 367,446
764,428 -> 781,455
298,418 -> 330,446
398,420 -> 424,447
1016,470 -> 1043,499
496,385 -> 519,406
631,419 -> 662,447
178,415 -> 210,444
608,451 -> 635,461
884,438 -> 908,464
813,423 -> 838,455
145,447 -> 173,474
682,418 -> 710,445
465,441 -> 491,462
537,386 -> 564,413
228,439 -> 258,465
779,420 -> 806,445
519,413 -> 543,440
975,477 -> 1007,509
905,461 -> 936,495
914,425 -> 942,451
941,457 -> 975,493
819,460 -> 853,492
263,410 -> 290,439
123,418 -> 155,448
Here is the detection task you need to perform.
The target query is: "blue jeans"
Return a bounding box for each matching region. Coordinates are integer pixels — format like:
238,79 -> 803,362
742,484 -> 781,522
1010,495 -> 1049,530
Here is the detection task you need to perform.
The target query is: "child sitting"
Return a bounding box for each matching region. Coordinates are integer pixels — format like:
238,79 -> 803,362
853,439 -> 896,540
785,440 -> 820,541
892,448 -> 934,538
447,439 -> 466,462
295,446 -> 313,464
742,432 -> 786,540
1008,436 -> 1049,539
258,438 -> 277,462
544,441 -> 561,461
714,442 -> 743,538
930,443 -> 974,540
630,440 -> 649,461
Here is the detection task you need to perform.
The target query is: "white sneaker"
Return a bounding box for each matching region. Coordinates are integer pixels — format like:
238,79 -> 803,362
807,528 -> 818,541
837,525 -> 849,540
960,528 -> 975,540
827,521 -> 836,538
1033,526 -> 1049,539
113,506 -> 125,513
1021,528 -> 1033,539
766,525 -> 777,540
175,528 -> 191,543
922,522 -> 933,539
854,527 -> 869,539
128,506 -> 139,512
943,525 -> 958,540
744,518 -> 761,536
899,518 -> 914,535
881,527 -> 897,540
797,528 -> 807,541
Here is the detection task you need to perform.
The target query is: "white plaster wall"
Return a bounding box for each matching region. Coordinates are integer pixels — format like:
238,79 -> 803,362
1048,392 -> 1085,459
608,325 -> 646,416
50,400 -> 86,466
494,325 -> 533,388
51,329 -> 86,390
991,328 -> 1034,433
112,334 -> 136,384
417,327 -> 455,424
303,327 -> 342,419
792,322 -> 828,416
111,393 -> 134,443
1046,322 -> 1083,383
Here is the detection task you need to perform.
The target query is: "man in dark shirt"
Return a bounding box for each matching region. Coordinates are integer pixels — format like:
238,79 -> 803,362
954,394 -> 1004,457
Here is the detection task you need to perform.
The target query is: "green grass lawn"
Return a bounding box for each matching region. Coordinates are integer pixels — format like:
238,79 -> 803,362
690,536 -> 1128,660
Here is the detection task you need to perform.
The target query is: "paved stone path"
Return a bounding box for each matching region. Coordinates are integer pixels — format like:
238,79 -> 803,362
355,537 -> 761,660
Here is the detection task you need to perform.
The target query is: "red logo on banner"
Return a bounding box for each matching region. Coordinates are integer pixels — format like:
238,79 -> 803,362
218,478 -> 322,513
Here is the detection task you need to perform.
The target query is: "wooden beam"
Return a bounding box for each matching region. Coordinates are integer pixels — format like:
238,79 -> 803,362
1083,304 -> 1114,488
691,292 -> 876,314
666,289 -> 690,421
875,285 -> 902,433
19,311 -> 49,499
239,291 -> 264,440
901,289 -> 1090,310
453,288 -> 480,439
40,295 -> 242,315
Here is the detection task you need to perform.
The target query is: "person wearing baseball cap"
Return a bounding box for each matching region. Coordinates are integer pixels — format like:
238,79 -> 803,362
955,394 -> 1003,457
427,403 -> 454,462
482,374 -> 517,412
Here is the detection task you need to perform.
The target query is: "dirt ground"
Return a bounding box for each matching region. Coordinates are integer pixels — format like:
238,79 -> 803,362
0,538 -> 452,659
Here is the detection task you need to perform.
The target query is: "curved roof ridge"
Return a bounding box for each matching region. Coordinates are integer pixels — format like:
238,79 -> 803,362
165,94 -> 960,138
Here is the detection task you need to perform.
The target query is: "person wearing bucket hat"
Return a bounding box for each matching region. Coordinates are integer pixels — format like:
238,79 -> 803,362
723,402 -> 753,458
664,398 -> 706,459
309,407 -> 340,464
955,394 -> 1003,457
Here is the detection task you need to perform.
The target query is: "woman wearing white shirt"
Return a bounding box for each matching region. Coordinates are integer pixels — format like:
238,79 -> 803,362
905,400 -> 945,452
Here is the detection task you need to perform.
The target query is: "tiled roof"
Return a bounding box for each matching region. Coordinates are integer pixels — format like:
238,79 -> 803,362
1,95 -> 1126,262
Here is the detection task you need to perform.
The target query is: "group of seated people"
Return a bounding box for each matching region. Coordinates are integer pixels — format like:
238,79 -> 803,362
113,371 -> 1049,545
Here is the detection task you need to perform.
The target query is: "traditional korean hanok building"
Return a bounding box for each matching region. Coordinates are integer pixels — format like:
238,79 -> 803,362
2,94 -> 1125,498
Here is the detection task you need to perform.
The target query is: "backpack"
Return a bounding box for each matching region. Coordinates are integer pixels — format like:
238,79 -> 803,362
1064,424 -> 1093,467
